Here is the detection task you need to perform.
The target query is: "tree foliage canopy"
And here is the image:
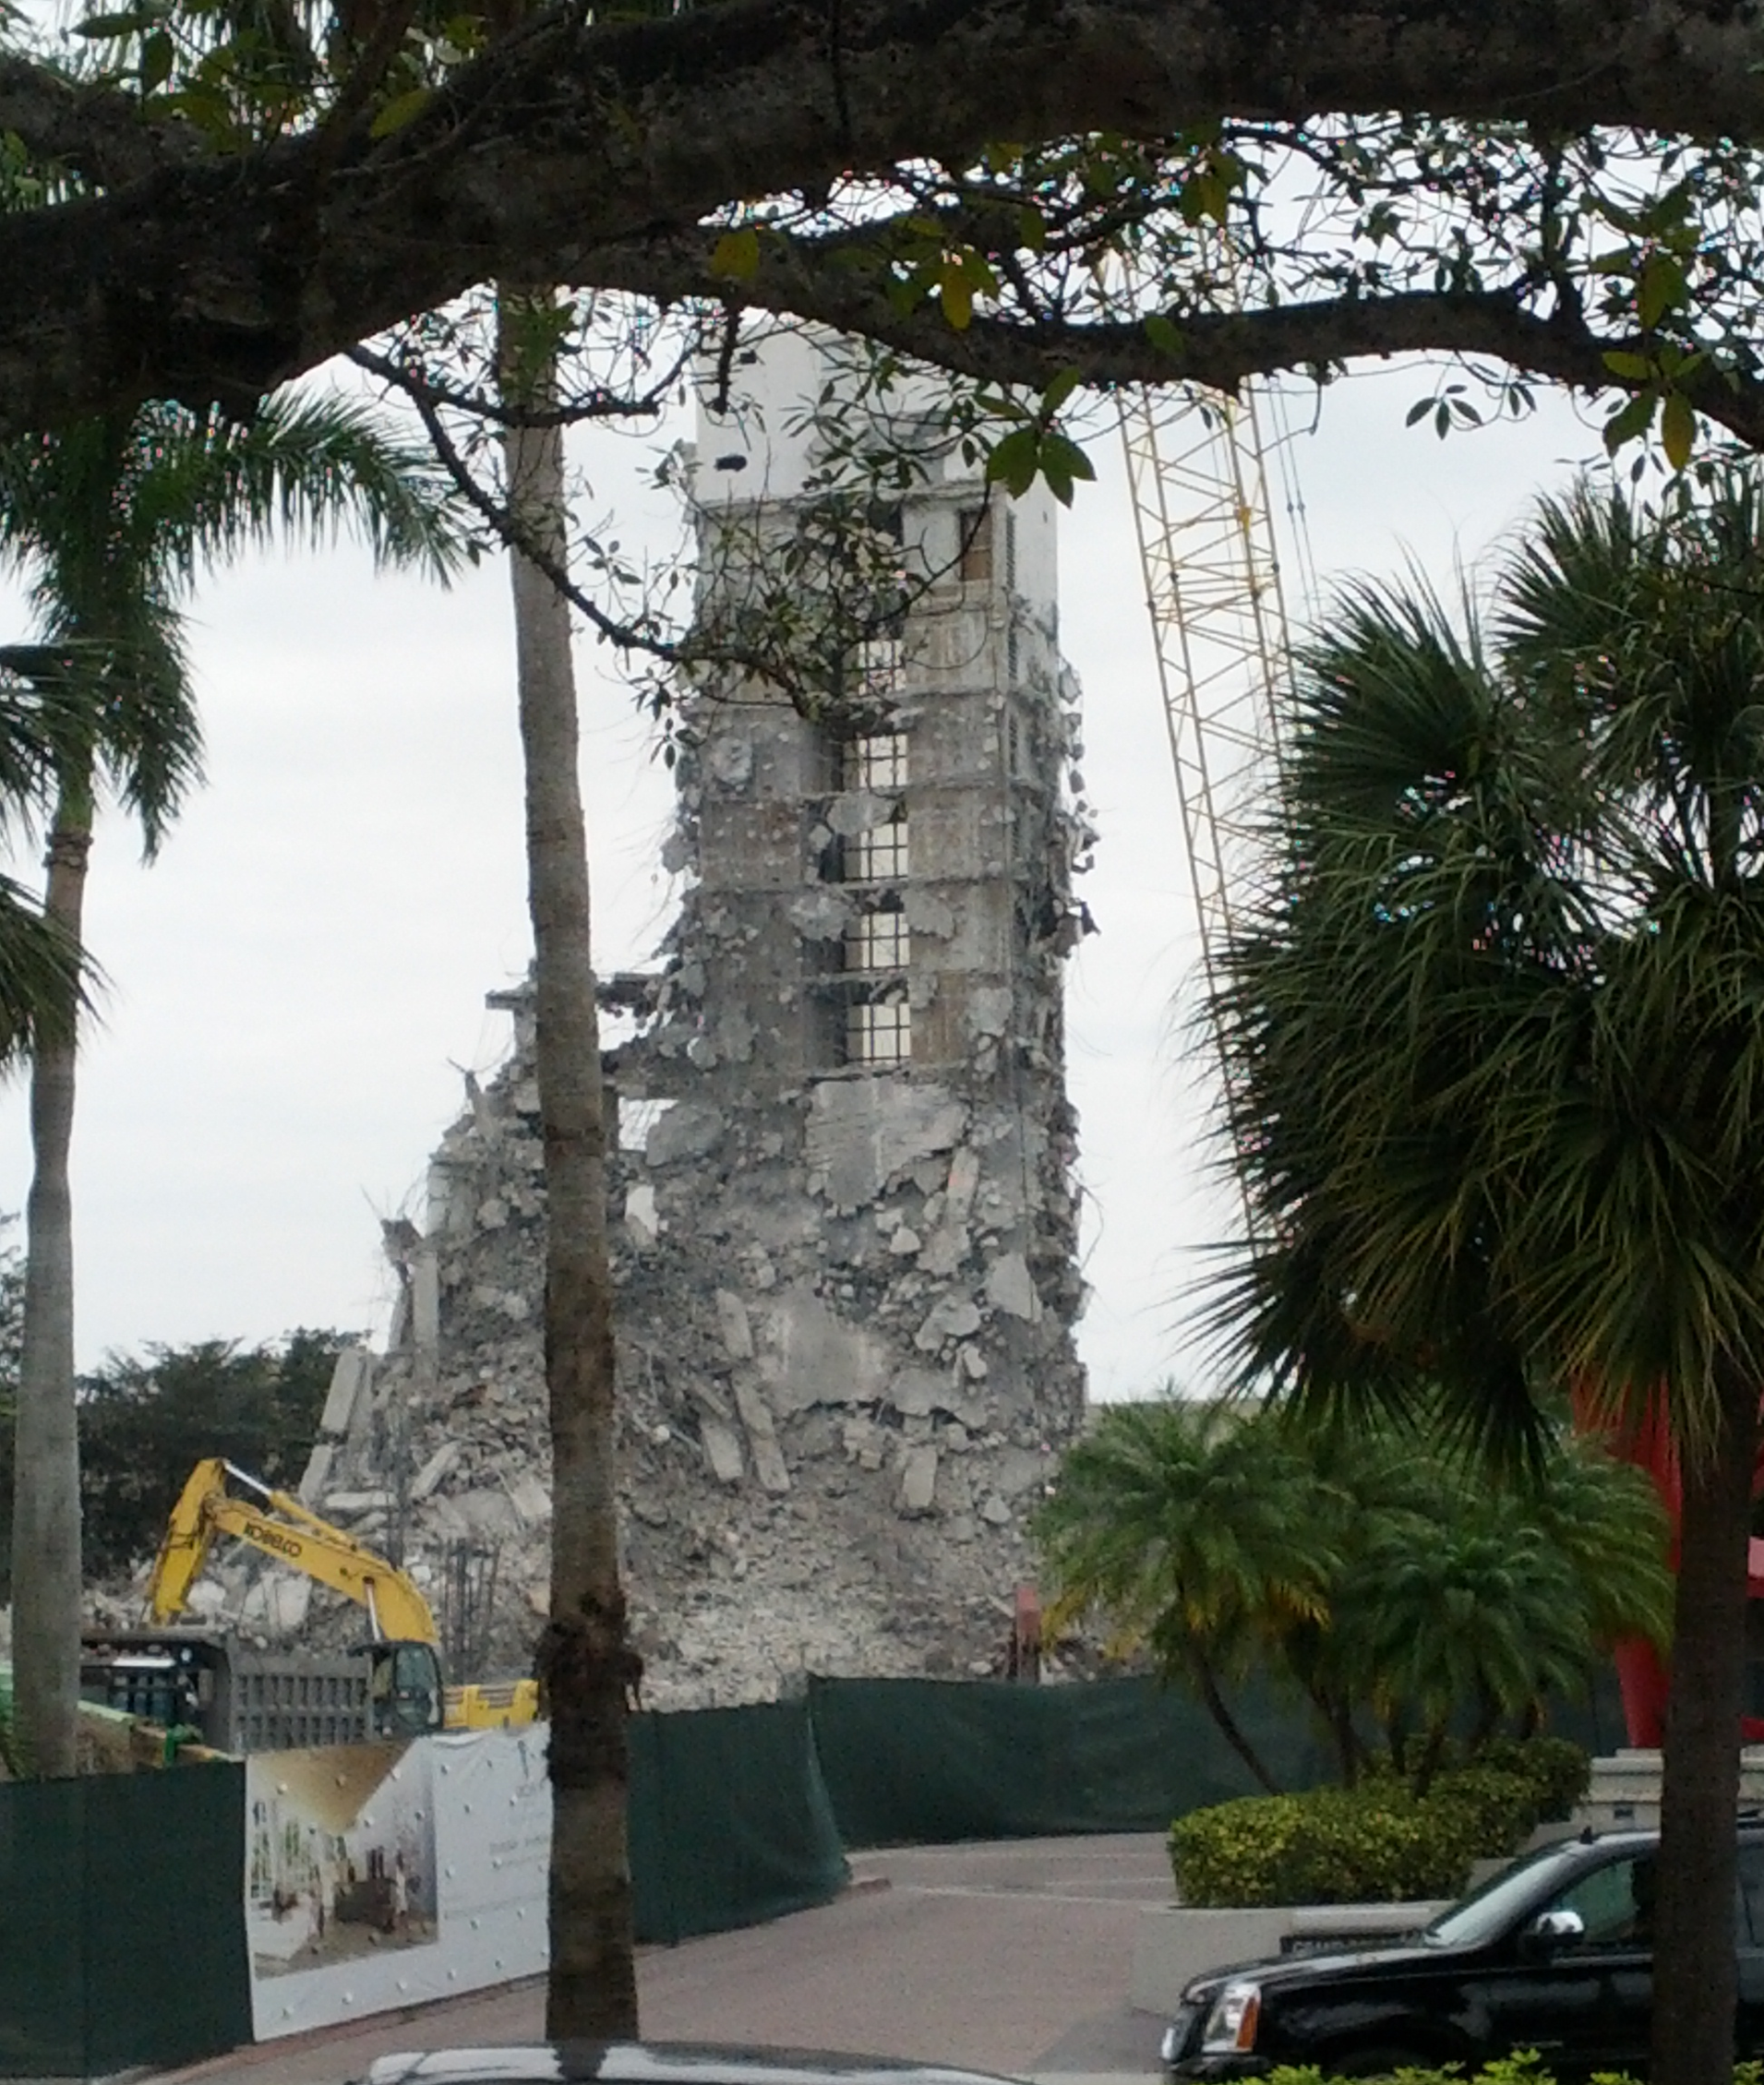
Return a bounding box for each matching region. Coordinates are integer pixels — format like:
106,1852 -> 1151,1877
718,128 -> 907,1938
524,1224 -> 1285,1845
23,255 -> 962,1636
1212,465 -> 1764,1465
0,1316 -> 351,1594
1032,1395 -> 1669,1793
0,0 -> 1762,492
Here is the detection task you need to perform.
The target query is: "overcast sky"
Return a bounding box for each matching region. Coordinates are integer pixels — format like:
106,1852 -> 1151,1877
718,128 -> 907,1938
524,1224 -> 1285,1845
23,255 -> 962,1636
0,358 -> 1605,1397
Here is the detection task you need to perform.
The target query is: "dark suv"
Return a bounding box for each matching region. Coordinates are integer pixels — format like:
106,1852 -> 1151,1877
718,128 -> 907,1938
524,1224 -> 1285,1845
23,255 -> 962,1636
1163,1827 -> 1764,2079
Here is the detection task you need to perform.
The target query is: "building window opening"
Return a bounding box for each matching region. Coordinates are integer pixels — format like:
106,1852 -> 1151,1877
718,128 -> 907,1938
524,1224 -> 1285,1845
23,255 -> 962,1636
846,805 -> 909,881
846,996 -> 911,1066
856,636 -> 905,700
840,730 -> 908,791
844,902 -> 909,973
959,507 -> 993,582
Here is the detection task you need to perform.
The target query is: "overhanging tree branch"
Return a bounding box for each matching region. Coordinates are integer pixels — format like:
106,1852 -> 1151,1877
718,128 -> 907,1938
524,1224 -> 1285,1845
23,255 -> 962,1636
5,0 -> 1764,430
589,228 -> 1764,448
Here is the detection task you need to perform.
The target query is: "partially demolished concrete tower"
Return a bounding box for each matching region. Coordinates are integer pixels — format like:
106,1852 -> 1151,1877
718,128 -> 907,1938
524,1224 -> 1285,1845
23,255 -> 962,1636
302,334 -> 1090,1705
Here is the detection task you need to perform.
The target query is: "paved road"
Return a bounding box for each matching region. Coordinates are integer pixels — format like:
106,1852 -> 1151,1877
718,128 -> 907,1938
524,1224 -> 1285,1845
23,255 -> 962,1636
162,1836 -> 1172,2085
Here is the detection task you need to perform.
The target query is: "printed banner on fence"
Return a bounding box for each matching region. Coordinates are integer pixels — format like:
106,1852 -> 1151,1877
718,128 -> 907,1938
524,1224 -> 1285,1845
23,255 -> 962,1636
245,1724 -> 550,2039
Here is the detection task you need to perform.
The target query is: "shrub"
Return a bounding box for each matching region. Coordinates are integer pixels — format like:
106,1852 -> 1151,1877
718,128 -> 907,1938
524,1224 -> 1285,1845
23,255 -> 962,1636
1477,1735 -> 1590,1821
1170,1760 -> 1554,1906
1424,1765 -> 1539,1851
1266,2059 -> 1619,2085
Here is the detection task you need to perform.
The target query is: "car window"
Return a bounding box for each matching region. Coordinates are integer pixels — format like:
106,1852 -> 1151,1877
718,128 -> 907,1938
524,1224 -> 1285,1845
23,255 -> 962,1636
1543,1854 -> 1655,1948
1424,1841 -> 1614,1949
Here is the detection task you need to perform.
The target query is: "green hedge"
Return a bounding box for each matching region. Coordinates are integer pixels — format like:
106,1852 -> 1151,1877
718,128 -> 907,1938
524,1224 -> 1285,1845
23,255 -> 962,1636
1268,2062 -> 1764,2085
1474,1736 -> 1590,1820
1170,1743 -> 1590,1906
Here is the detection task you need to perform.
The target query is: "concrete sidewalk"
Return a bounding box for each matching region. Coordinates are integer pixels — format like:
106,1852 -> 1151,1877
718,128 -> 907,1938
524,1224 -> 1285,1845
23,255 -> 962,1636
158,1836 -> 1173,2085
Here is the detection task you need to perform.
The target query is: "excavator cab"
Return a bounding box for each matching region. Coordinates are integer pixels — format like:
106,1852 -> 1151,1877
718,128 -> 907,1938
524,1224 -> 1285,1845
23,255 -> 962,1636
366,1639 -> 446,1738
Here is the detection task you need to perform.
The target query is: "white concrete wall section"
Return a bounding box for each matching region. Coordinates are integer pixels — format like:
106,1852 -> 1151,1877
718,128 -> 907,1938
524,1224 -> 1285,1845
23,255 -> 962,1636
694,327 -> 964,507
1007,480 -> 1060,625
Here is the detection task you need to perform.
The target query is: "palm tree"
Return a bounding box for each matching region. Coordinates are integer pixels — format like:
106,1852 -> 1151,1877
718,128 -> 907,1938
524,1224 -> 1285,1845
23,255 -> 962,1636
1338,1506 -> 1588,1790
496,293 -> 638,2039
2,393 -> 464,1778
1034,1396 -> 1341,1791
1210,466 -> 1764,2085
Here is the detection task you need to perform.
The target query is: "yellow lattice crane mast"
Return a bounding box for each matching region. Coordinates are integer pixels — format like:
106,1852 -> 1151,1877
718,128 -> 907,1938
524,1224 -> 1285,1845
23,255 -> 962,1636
1118,344 -> 1311,1229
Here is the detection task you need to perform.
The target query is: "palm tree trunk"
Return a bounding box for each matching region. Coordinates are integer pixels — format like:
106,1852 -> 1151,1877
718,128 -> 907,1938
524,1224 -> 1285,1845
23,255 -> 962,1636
1188,1646 -> 1282,1795
10,773 -> 92,1779
1411,1719 -> 1447,1799
498,299 -> 639,2039
1651,1360 -> 1758,2085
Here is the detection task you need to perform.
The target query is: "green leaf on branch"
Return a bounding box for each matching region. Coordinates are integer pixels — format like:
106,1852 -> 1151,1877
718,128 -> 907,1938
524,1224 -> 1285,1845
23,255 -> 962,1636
986,425 -> 1041,497
939,267 -> 973,330
1661,390 -> 1698,471
370,86 -> 433,137
1038,431 -> 1096,508
75,7 -> 158,34
1602,390 -> 1658,456
1638,253 -> 1686,331
139,28 -> 174,90
1144,312 -> 1184,360
709,226 -> 761,282
984,425 -> 1094,506
1602,351 -> 1655,381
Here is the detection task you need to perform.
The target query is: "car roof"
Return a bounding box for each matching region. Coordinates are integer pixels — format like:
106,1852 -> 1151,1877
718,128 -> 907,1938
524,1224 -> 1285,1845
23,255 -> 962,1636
362,2044 -> 1024,2085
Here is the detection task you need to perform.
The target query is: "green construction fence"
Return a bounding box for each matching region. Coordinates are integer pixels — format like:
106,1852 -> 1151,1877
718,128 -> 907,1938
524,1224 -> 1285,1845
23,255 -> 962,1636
806,1672 -> 1627,1848
807,1673 -> 1329,1845
0,1757 -> 253,2078
630,1698 -> 847,1947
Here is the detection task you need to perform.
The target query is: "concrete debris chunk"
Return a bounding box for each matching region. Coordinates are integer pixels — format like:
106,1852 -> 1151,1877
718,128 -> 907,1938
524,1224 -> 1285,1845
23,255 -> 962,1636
733,1376 -> 791,1495
319,1347 -> 373,1437
888,1367 -> 942,1418
645,1100 -> 726,1168
714,1288 -> 755,1360
984,1251 -> 1040,1322
787,890 -> 855,939
504,1472 -> 550,1527
897,1445 -> 939,1516
708,735 -> 754,788
944,1146 -> 982,1224
918,1222 -> 970,1277
914,1294 -> 982,1350
411,1440 -> 462,1502
757,1281 -> 894,1413
806,1079 -> 967,1212
625,1182 -> 659,1246
701,1418 -> 747,1485
826,789 -> 899,837
968,985 -> 1012,1039
297,1442 -> 335,1506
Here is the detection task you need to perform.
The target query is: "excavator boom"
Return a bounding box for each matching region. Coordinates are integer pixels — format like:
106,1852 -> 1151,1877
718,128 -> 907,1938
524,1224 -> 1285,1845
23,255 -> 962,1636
147,1456 -> 440,1643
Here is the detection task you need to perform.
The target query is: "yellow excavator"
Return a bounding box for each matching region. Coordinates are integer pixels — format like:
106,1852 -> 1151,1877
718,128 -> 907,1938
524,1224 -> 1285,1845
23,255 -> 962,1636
146,1457 -> 539,1732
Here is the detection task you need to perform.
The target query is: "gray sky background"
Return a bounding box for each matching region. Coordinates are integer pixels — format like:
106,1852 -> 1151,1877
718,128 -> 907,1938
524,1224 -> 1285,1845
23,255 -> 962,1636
0,358 -> 1604,1396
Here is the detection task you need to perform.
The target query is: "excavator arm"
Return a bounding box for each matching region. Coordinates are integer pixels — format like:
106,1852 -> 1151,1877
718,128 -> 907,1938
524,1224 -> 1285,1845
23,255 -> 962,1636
146,1457 -> 440,1643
